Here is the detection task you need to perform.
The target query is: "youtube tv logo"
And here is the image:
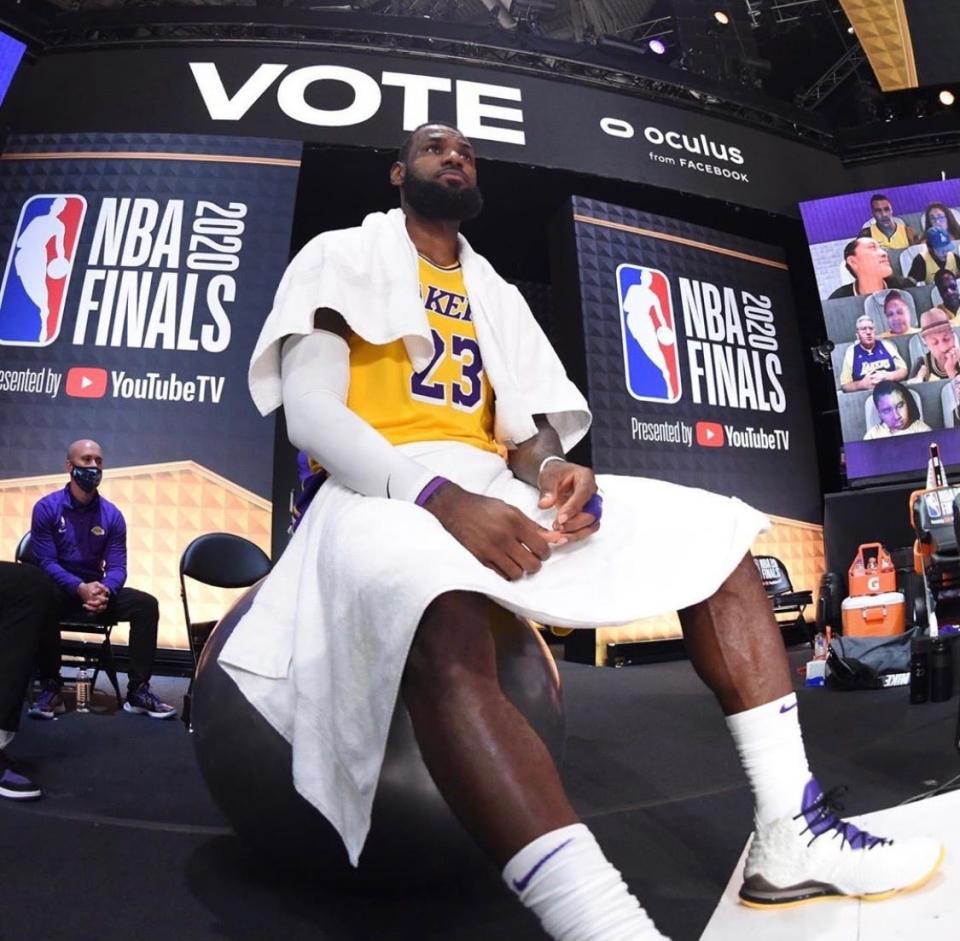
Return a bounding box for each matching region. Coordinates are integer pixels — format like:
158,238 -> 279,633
695,421 -> 725,448
66,367 -> 108,398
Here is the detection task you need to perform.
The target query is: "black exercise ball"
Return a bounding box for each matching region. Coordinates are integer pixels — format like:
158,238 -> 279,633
192,581 -> 566,888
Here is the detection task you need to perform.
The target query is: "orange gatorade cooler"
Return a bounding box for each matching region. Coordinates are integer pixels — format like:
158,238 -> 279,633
847,543 -> 897,597
841,591 -> 906,637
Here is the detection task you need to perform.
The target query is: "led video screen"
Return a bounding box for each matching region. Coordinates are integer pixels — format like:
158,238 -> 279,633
800,180 -> 960,482
0,30 -> 26,108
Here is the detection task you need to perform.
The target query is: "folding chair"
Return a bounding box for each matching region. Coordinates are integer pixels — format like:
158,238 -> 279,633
753,555 -> 813,633
16,531 -> 123,707
179,532 -> 271,727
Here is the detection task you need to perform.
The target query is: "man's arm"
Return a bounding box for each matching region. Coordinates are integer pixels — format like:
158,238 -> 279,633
908,254 -> 925,284
884,341 -> 908,382
101,509 -> 127,596
285,311 -> 564,581
838,347 -> 861,392
30,500 -> 82,595
508,415 -> 600,539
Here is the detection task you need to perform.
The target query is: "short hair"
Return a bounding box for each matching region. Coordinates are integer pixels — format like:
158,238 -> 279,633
934,268 -> 958,292
396,121 -> 462,165
855,314 -> 875,328
870,193 -> 890,206
872,379 -> 919,424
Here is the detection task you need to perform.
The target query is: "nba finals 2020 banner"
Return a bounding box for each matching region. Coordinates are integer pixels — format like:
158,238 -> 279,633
566,195 -> 820,527
0,133 -> 301,648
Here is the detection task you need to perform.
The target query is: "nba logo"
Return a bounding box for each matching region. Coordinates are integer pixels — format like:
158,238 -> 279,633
616,264 -> 681,404
0,194 -> 87,347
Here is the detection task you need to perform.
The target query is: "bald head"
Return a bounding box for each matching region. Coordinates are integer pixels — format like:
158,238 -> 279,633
67,439 -> 102,465
64,439 -> 103,498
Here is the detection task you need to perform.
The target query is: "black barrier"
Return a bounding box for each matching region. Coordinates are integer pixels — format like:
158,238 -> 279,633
554,195 -> 821,524
0,131 -> 301,496
2,46 -> 850,217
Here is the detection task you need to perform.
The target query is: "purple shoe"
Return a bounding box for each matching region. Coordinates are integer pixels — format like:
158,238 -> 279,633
0,751 -> 42,801
123,683 -> 176,720
28,681 -> 65,720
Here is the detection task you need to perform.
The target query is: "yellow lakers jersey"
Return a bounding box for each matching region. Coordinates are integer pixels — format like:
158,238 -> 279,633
345,256 -> 498,453
867,221 -> 911,250
921,249 -> 959,285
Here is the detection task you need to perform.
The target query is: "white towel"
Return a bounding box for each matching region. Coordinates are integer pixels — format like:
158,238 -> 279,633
222,210 -> 769,865
220,442 -> 768,865
247,207 -> 591,451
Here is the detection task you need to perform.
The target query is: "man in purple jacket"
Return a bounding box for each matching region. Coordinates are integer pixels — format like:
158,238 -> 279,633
28,439 -> 175,720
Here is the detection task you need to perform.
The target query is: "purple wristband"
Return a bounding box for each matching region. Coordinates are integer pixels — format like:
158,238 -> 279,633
416,476 -> 450,507
583,492 -> 603,521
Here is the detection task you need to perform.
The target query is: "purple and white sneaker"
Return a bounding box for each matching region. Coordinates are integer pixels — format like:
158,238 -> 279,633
28,681 -> 65,720
123,682 -> 176,720
0,751 -> 42,801
740,778 -> 944,907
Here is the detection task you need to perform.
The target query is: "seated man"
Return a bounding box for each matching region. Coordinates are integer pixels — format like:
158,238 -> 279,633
222,123 -> 943,941
928,268 -> 960,323
28,439 -> 175,720
910,308 -> 960,423
859,193 -> 918,249
907,226 -> 960,285
0,562 -> 57,800
838,314 -> 907,392
863,380 -> 931,439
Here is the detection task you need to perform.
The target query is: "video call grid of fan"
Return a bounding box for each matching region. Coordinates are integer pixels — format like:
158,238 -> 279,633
800,180 -> 960,465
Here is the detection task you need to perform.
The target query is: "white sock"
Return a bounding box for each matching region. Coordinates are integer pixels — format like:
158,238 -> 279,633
0,729 -> 14,750
726,692 -> 812,826
502,823 -> 669,941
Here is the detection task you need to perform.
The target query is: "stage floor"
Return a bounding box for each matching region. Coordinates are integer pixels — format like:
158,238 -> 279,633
1,649 -> 957,941
703,790 -> 958,940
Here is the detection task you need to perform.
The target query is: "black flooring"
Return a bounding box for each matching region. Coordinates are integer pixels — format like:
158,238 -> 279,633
1,648 -> 958,941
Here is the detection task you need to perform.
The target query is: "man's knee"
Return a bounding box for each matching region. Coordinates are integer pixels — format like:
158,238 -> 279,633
119,588 -> 159,623
404,591 -> 496,692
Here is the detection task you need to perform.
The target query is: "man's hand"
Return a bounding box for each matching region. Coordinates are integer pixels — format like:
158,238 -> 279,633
538,460 -> 601,543
77,581 -> 110,613
423,482 -> 567,581
944,347 -> 960,379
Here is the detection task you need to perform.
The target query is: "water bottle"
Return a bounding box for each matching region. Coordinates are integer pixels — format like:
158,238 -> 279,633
930,639 -> 954,702
76,667 -> 90,713
910,639 -> 930,704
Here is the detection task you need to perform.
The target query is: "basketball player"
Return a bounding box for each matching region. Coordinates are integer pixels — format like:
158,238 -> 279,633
623,269 -> 676,398
225,123 -> 944,941
12,196 -> 68,344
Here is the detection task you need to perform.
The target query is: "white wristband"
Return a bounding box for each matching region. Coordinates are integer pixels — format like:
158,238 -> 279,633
537,455 -> 566,483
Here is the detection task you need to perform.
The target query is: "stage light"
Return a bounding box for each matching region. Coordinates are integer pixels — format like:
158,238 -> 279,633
940,90 -> 955,107
713,11 -> 730,25
648,38 -> 667,55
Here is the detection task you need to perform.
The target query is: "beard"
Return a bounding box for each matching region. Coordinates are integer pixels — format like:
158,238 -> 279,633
402,171 -> 484,222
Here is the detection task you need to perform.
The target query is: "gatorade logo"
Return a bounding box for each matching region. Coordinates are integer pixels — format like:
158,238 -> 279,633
695,421 -> 725,448
65,366 -> 107,398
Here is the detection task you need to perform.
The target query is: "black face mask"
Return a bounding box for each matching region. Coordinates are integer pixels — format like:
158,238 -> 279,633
70,464 -> 102,493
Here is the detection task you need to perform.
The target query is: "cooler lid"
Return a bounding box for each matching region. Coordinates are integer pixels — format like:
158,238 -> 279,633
841,591 -> 905,609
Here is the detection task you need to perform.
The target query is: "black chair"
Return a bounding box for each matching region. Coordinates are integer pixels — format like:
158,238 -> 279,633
754,555 -> 814,634
16,531 -> 123,707
179,532 -> 271,727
